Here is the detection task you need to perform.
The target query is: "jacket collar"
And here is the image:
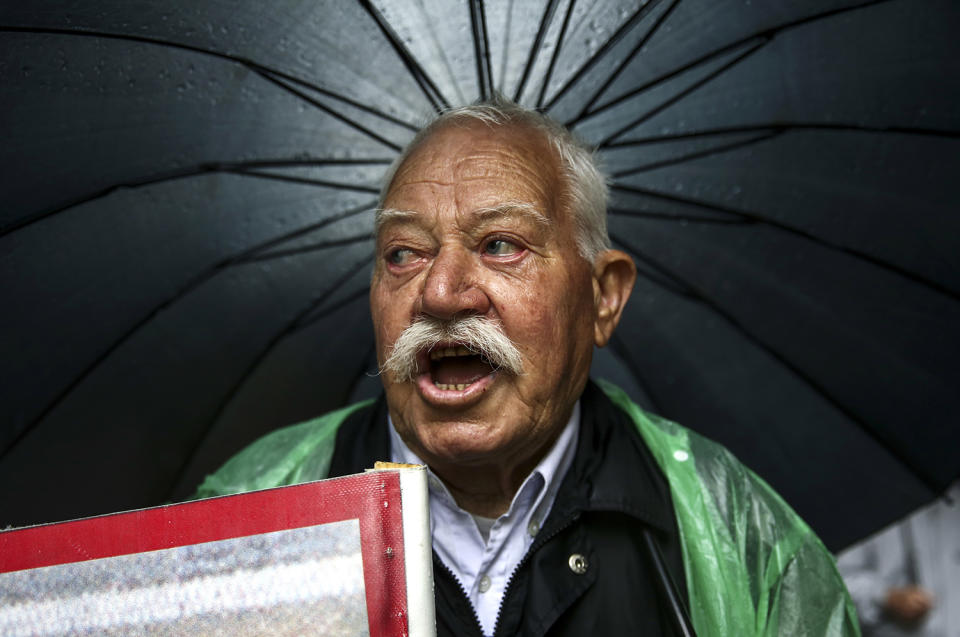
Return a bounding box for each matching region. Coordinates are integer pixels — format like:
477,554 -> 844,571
546,381 -> 676,535
330,380 -> 675,535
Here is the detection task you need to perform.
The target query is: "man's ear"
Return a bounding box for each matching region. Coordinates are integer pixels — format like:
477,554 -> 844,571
592,249 -> 637,347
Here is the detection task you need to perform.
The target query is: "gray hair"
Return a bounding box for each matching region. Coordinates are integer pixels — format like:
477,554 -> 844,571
377,97 -> 611,263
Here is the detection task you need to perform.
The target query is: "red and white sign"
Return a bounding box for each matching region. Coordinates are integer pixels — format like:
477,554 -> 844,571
0,467 -> 434,636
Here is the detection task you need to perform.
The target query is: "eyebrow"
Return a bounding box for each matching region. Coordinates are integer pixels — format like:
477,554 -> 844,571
473,202 -> 551,230
375,208 -> 419,234
375,201 -> 550,234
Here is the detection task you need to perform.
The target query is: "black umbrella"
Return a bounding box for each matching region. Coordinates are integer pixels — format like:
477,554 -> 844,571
1,0 -> 957,552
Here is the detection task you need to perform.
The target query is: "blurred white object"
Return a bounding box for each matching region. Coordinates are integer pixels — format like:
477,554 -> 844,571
837,481 -> 959,637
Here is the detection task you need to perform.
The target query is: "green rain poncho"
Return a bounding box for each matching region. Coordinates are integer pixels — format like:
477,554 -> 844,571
196,381 -> 860,636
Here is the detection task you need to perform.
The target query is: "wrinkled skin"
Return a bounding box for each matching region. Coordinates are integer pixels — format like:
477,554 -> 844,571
370,121 -> 635,515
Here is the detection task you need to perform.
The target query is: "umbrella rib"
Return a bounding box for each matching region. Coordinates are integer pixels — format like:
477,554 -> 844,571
511,0 -> 561,103
608,333 -> 664,414
572,0 -> 680,121
164,256 -> 372,502
594,37 -> 770,147
293,284 -> 372,332
252,69 -> 404,151
609,129 -> 783,178
0,160 -> 389,238
541,0 -> 668,112
607,124 -> 960,197
495,0 -> 517,93
0,25 -> 420,132
609,207 -> 750,226
224,158 -> 395,167
610,183 -> 960,302
0,201 -> 377,461
412,0 -> 469,105
356,0 -> 450,111
223,168 -> 381,193
535,0 -> 577,110
610,230 -> 946,494
469,0 -> 495,100
568,33 -> 763,128
237,234 -> 373,264
1,166 -> 226,237
610,232 -> 699,299
603,123 -> 960,146
569,0 -> 897,126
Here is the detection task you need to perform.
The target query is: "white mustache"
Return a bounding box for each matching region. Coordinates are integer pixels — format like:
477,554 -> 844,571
381,315 -> 524,383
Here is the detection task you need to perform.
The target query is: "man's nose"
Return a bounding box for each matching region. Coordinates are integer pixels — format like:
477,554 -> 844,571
419,246 -> 490,319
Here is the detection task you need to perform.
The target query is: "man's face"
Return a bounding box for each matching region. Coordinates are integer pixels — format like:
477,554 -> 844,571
370,122 -> 599,476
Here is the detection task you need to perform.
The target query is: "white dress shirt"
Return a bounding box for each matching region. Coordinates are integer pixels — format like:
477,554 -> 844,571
837,481 -> 960,637
389,403 -> 581,636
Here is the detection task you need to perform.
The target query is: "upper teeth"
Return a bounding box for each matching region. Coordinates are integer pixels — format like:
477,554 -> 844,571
429,345 -> 473,361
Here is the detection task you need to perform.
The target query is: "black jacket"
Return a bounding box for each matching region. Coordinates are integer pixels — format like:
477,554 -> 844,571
328,382 -> 690,636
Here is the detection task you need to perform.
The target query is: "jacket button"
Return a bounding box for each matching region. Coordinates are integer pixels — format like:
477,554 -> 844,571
568,553 -> 589,575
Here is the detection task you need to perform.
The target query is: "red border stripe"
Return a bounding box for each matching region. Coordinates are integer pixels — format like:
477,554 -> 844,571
0,473 -> 409,637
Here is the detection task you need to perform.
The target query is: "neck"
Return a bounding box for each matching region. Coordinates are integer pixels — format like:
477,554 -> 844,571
388,402 -> 578,518
429,460 -> 538,518
424,411 -> 573,517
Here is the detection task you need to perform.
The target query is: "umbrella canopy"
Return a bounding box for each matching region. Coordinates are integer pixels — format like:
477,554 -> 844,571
1,0 -> 957,550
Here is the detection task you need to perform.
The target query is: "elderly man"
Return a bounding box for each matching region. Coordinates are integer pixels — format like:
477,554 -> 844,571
197,100 -> 858,636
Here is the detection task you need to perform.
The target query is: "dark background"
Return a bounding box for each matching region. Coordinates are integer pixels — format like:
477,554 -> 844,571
2,0 -> 958,550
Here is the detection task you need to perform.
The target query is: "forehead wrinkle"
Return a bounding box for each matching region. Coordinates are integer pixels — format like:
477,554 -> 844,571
376,202 -> 549,237
393,176 -> 455,187
470,202 -> 551,231
381,124 -> 565,238
395,132 -> 557,186
452,149 -> 553,186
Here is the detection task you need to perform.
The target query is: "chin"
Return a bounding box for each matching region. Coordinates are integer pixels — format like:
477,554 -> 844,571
407,411 -> 516,465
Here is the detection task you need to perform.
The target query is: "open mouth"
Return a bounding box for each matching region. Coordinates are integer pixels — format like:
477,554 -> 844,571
425,344 -> 497,391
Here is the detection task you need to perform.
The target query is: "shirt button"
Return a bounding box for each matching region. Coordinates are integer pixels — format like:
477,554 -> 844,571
527,520 -> 540,537
568,553 -> 589,575
478,575 -> 491,593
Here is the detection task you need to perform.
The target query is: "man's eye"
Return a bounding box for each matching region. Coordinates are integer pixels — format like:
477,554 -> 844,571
387,248 -> 415,265
484,239 -> 521,256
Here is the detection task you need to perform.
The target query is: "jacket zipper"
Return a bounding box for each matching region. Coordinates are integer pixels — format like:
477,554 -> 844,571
435,557 -> 488,637
490,511 -> 582,636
